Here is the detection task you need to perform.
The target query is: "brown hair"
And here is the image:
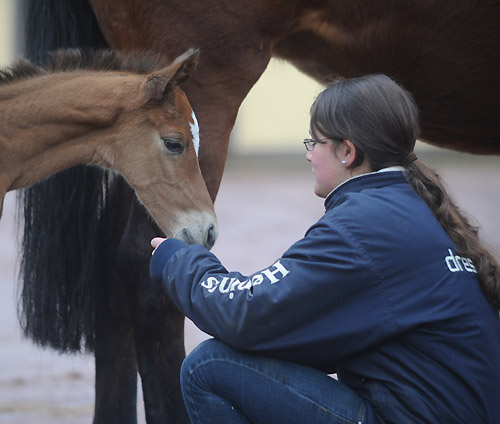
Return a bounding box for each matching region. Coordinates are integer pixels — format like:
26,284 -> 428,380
311,74 -> 500,310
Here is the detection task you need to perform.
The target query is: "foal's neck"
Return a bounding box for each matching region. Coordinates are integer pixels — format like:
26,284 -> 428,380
0,72 -> 137,196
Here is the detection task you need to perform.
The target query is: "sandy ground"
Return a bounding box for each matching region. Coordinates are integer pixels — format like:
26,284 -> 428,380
0,151 -> 499,423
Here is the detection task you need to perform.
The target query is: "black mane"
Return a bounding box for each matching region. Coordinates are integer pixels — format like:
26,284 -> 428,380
47,48 -> 170,74
0,58 -> 44,86
1,48 -> 169,87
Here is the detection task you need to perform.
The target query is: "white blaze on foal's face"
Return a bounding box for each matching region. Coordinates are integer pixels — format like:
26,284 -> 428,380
190,111 -> 200,157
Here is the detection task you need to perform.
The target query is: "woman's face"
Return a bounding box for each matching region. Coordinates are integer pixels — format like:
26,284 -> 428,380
306,138 -> 348,198
305,134 -> 371,198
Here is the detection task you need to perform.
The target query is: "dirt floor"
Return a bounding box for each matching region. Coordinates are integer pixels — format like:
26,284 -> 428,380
0,151 -> 499,423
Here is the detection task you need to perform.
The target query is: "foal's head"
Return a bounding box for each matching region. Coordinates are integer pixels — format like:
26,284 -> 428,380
49,48 -> 218,248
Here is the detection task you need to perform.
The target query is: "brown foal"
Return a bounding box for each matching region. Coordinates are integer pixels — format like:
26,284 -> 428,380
0,48 -> 217,248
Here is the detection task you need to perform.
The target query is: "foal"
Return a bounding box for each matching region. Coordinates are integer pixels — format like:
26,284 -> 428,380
0,48 -> 217,248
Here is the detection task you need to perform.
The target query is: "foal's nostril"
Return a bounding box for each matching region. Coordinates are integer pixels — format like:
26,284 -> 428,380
182,225 -> 216,249
205,225 -> 216,250
181,228 -> 194,245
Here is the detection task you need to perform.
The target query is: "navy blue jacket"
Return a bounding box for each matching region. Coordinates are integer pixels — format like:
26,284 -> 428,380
150,170 -> 500,424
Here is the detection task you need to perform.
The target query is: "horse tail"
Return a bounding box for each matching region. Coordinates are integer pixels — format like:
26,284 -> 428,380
24,0 -> 107,63
18,0 -> 110,352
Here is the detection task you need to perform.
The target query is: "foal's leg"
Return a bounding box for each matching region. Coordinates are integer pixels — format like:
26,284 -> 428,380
121,195 -> 189,424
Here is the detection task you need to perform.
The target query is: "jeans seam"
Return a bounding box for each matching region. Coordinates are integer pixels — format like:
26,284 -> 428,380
184,378 -> 203,424
185,357 -> 361,424
357,401 -> 366,423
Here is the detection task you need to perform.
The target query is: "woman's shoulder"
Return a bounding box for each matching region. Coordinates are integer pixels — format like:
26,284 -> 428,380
323,175 -> 444,244
326,175 -> 419,218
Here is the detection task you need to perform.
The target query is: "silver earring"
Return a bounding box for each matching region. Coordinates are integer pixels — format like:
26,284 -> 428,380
341,160 -> 347,165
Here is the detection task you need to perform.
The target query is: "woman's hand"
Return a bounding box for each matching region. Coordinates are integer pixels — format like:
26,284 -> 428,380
151,237 -> 167,255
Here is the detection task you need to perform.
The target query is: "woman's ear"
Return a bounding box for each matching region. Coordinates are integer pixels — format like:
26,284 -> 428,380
342,139 -> 357,167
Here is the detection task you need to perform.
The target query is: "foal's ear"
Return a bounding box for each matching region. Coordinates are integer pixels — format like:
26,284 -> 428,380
170,48 -> 200,84
141,49 -> 199,102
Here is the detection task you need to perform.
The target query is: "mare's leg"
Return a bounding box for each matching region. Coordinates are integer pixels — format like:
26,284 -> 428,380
119,191 -> 189,424
94,292 -> 138,424
93,178 -> 141,424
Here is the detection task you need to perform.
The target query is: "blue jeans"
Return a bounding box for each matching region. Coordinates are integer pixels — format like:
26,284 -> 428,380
180,339 -> 380,424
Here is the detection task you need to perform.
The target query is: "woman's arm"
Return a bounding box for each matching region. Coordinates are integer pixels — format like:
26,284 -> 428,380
149,219 -> 396,368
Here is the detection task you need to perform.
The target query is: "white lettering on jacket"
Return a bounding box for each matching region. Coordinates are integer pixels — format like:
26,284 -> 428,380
445,249 -> 477,273
200,260 -> 290,300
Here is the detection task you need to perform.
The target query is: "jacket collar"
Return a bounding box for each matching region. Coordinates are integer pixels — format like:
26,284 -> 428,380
324,167 -> 406,210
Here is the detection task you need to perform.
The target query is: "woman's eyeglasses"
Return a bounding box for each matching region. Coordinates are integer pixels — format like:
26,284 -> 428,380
303,138 -> 328,151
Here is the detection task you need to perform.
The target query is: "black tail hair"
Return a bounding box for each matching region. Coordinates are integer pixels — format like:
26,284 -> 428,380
18,0 -> 111,352
24,0 -> 107,62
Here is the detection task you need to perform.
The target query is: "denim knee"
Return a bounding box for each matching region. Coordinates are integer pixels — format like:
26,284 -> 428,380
181,338 -> 227,388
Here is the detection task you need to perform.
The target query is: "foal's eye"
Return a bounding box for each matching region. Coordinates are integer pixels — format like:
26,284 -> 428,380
162,138 -> 185,154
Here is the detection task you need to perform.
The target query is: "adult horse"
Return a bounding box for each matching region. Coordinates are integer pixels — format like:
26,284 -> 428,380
22,1 -> 500,424
1,48 -> 216,245
86,0 -> 500,200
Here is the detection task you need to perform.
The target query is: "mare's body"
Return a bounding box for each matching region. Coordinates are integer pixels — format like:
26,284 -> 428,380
22,1 -> 500,423
86,0 -> 500,199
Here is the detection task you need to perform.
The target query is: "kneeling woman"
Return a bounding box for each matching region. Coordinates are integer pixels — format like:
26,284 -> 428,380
150,74 -> 500,424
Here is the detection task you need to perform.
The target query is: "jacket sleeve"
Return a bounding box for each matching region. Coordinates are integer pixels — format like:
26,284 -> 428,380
150,219 -> 397,370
